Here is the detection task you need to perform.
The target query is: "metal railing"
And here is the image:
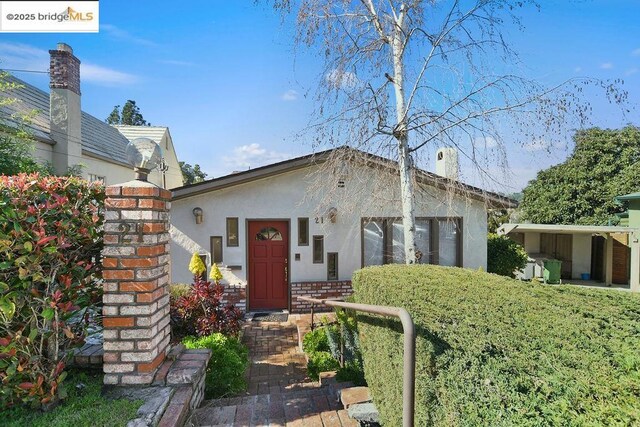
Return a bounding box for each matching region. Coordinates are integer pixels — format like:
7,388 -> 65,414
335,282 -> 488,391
298,296 -> 416,427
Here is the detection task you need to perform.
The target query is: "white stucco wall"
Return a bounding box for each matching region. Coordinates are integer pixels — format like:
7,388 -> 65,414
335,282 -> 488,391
170,165 -> 488,285
524,232 -> 540,253
571,234 -> 592,279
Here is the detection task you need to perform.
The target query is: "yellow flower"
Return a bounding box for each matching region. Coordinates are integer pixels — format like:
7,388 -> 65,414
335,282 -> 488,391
210,263 -> 223,282
188,253 -> 206,276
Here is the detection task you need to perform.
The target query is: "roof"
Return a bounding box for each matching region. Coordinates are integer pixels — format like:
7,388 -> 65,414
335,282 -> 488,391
114,125 -> 169,144
0,74 -> 132,165
172,147 -> 518,208
615,192 -> 640,202
498,223 -> 636,235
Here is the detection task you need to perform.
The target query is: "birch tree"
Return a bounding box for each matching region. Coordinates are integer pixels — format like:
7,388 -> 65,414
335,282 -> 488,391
273,0 -> 628,264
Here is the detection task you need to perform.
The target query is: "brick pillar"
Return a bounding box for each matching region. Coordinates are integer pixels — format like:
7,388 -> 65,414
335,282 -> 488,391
102,181 -> 171,386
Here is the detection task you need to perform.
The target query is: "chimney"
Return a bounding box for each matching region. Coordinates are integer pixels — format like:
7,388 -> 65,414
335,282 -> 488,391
49,43 -> 82,174
435,147 -> 459,180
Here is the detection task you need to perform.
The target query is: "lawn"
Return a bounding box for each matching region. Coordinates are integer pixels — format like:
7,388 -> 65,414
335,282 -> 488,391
1,370 -> 141,427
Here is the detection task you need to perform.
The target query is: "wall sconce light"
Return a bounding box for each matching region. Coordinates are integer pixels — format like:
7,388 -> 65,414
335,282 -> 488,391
192,207 -> 203,224
327,207 -> 338,223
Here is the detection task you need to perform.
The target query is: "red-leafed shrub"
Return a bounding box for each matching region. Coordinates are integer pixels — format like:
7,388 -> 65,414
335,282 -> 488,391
0,174 -> 104,409
170,277 -> 243,339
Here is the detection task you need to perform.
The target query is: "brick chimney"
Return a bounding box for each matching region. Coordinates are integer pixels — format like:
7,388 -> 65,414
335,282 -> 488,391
49,43 -> 82,174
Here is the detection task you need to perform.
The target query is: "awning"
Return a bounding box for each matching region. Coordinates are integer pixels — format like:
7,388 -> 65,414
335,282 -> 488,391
498,223 -> 638,236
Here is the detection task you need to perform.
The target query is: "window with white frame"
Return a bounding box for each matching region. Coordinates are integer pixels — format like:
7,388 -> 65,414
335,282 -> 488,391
88,174 -> 105,184
362,217 -> 461,267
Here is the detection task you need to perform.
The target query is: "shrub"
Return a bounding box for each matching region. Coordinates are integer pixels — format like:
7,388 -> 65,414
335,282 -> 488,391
302,327 -> 329,353
307,351 -> 340,381
0,174 -> 104,409
353,264 -> 640,426
487,233 -> 528,277
182,333 -> 248,398
170,276 -> 243,340
169,283 -> 191,302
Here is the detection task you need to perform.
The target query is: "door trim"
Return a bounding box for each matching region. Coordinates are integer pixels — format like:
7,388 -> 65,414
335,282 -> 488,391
245,219 -> 290,311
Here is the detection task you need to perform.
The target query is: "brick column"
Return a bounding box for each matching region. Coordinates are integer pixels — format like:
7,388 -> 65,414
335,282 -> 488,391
102,181 -> 171,386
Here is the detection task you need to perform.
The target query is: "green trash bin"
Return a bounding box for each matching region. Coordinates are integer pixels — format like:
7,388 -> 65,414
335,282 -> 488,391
543,259 -> 562,284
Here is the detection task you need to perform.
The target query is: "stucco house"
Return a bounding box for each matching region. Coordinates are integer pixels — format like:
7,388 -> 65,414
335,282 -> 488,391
170,147 -> 516,312
0,43 -> 183,189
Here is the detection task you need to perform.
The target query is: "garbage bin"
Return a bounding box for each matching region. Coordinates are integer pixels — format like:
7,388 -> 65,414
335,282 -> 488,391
543,259 -> 562,284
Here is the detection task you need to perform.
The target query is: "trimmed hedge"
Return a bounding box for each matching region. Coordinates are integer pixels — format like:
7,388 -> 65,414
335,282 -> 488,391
353,264 -> 640,426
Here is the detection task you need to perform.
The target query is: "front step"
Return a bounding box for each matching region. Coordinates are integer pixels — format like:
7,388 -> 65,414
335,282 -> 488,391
190,379 -> 357,426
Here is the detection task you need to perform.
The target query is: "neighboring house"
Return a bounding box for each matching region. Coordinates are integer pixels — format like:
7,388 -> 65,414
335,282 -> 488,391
0,43 -> 183,188
170,147 -> 516,312
498,223 -> 636,290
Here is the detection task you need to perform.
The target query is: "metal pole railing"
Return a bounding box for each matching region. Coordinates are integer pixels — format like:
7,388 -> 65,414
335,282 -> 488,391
298,296 -> 416,427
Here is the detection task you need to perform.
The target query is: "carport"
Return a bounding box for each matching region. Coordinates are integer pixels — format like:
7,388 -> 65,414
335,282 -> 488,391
497,223 -> 640,291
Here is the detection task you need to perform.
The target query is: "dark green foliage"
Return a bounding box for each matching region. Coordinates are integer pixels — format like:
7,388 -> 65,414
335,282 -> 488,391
336,360 -> 366,386
307,351 -> 340,381
353,264 -> 640,426
520,126 -> 640,225
105,100 -> 149,126
487,233 -> 528,277
179,162 -> 208,185
182,333 -> 248,398
0,370 -> 140,427
302,327 -> 330,353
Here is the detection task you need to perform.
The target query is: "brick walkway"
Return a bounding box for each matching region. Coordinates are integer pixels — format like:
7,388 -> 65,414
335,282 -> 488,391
189,318 -> 357,427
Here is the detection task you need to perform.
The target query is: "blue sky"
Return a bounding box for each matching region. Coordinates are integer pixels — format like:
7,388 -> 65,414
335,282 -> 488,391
0,0 -> 638,192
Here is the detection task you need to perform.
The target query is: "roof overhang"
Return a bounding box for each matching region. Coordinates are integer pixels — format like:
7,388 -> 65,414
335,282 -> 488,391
171,147 -> 518,209
498,223 -> 638,236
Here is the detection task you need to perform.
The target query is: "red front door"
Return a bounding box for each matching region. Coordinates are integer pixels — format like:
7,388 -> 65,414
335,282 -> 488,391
248,221 -> 289,310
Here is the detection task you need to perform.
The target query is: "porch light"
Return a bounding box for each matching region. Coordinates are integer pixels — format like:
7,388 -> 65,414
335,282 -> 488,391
192,207 -> 203,224
126,137 -> 162,181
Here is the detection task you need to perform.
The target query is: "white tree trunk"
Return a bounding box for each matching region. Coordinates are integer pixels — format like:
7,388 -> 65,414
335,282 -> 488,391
391,25 -> 417,265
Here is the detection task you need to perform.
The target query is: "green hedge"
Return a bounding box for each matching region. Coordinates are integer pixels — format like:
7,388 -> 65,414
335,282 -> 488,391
487,233 -> 528,277
353,264 -> 640,426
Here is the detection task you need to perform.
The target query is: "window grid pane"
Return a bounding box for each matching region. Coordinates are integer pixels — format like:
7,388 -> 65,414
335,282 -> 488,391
438,219 -> 458,266
327,252 -> 338,280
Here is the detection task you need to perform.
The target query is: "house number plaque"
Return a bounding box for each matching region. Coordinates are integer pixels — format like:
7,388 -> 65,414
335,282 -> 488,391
118,221 -> 145,243
314,217 -> 324,224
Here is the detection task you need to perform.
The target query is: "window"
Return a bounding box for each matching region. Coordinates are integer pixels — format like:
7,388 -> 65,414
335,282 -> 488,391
362,217 -> 460,267
298,218 -> 309,246
226,217 -> 239,246
327,252 -> 338,280
88,174 -> 105,184
210,236 -> 223,264
313,236 -> 324,263
256,226 -> 283,241
438,219 -> 459,267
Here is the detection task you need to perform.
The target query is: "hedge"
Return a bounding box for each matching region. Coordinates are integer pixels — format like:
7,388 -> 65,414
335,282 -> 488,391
0,174 -> 104,409
352,264 -> 640,426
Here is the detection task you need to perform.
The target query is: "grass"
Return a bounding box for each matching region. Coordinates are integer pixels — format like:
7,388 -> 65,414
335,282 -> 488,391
1,370 -> 141,427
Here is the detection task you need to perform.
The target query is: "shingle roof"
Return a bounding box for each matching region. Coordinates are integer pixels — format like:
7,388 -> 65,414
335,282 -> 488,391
172,146 -> 518,209
0,74 -> 131,165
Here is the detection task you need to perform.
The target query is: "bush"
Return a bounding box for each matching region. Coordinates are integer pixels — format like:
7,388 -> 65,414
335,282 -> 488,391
169,283 -> 191,302
302,327 -> 329,353
182,333 -> 248,398
307,351 -> 340,381
170,276 -> 243,340
353,264 -> 640,426
487,233 -> 528,277
0,174 -> 104,409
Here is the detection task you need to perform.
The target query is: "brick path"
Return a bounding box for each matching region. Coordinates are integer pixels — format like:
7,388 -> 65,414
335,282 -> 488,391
189,319 -> 357,427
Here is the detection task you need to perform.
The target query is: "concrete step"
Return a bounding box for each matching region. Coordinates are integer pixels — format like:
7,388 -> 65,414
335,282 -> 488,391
339,386 -> 371,409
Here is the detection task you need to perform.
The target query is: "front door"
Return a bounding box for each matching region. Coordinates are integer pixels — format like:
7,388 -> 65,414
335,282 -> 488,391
248,221 -> 289,310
